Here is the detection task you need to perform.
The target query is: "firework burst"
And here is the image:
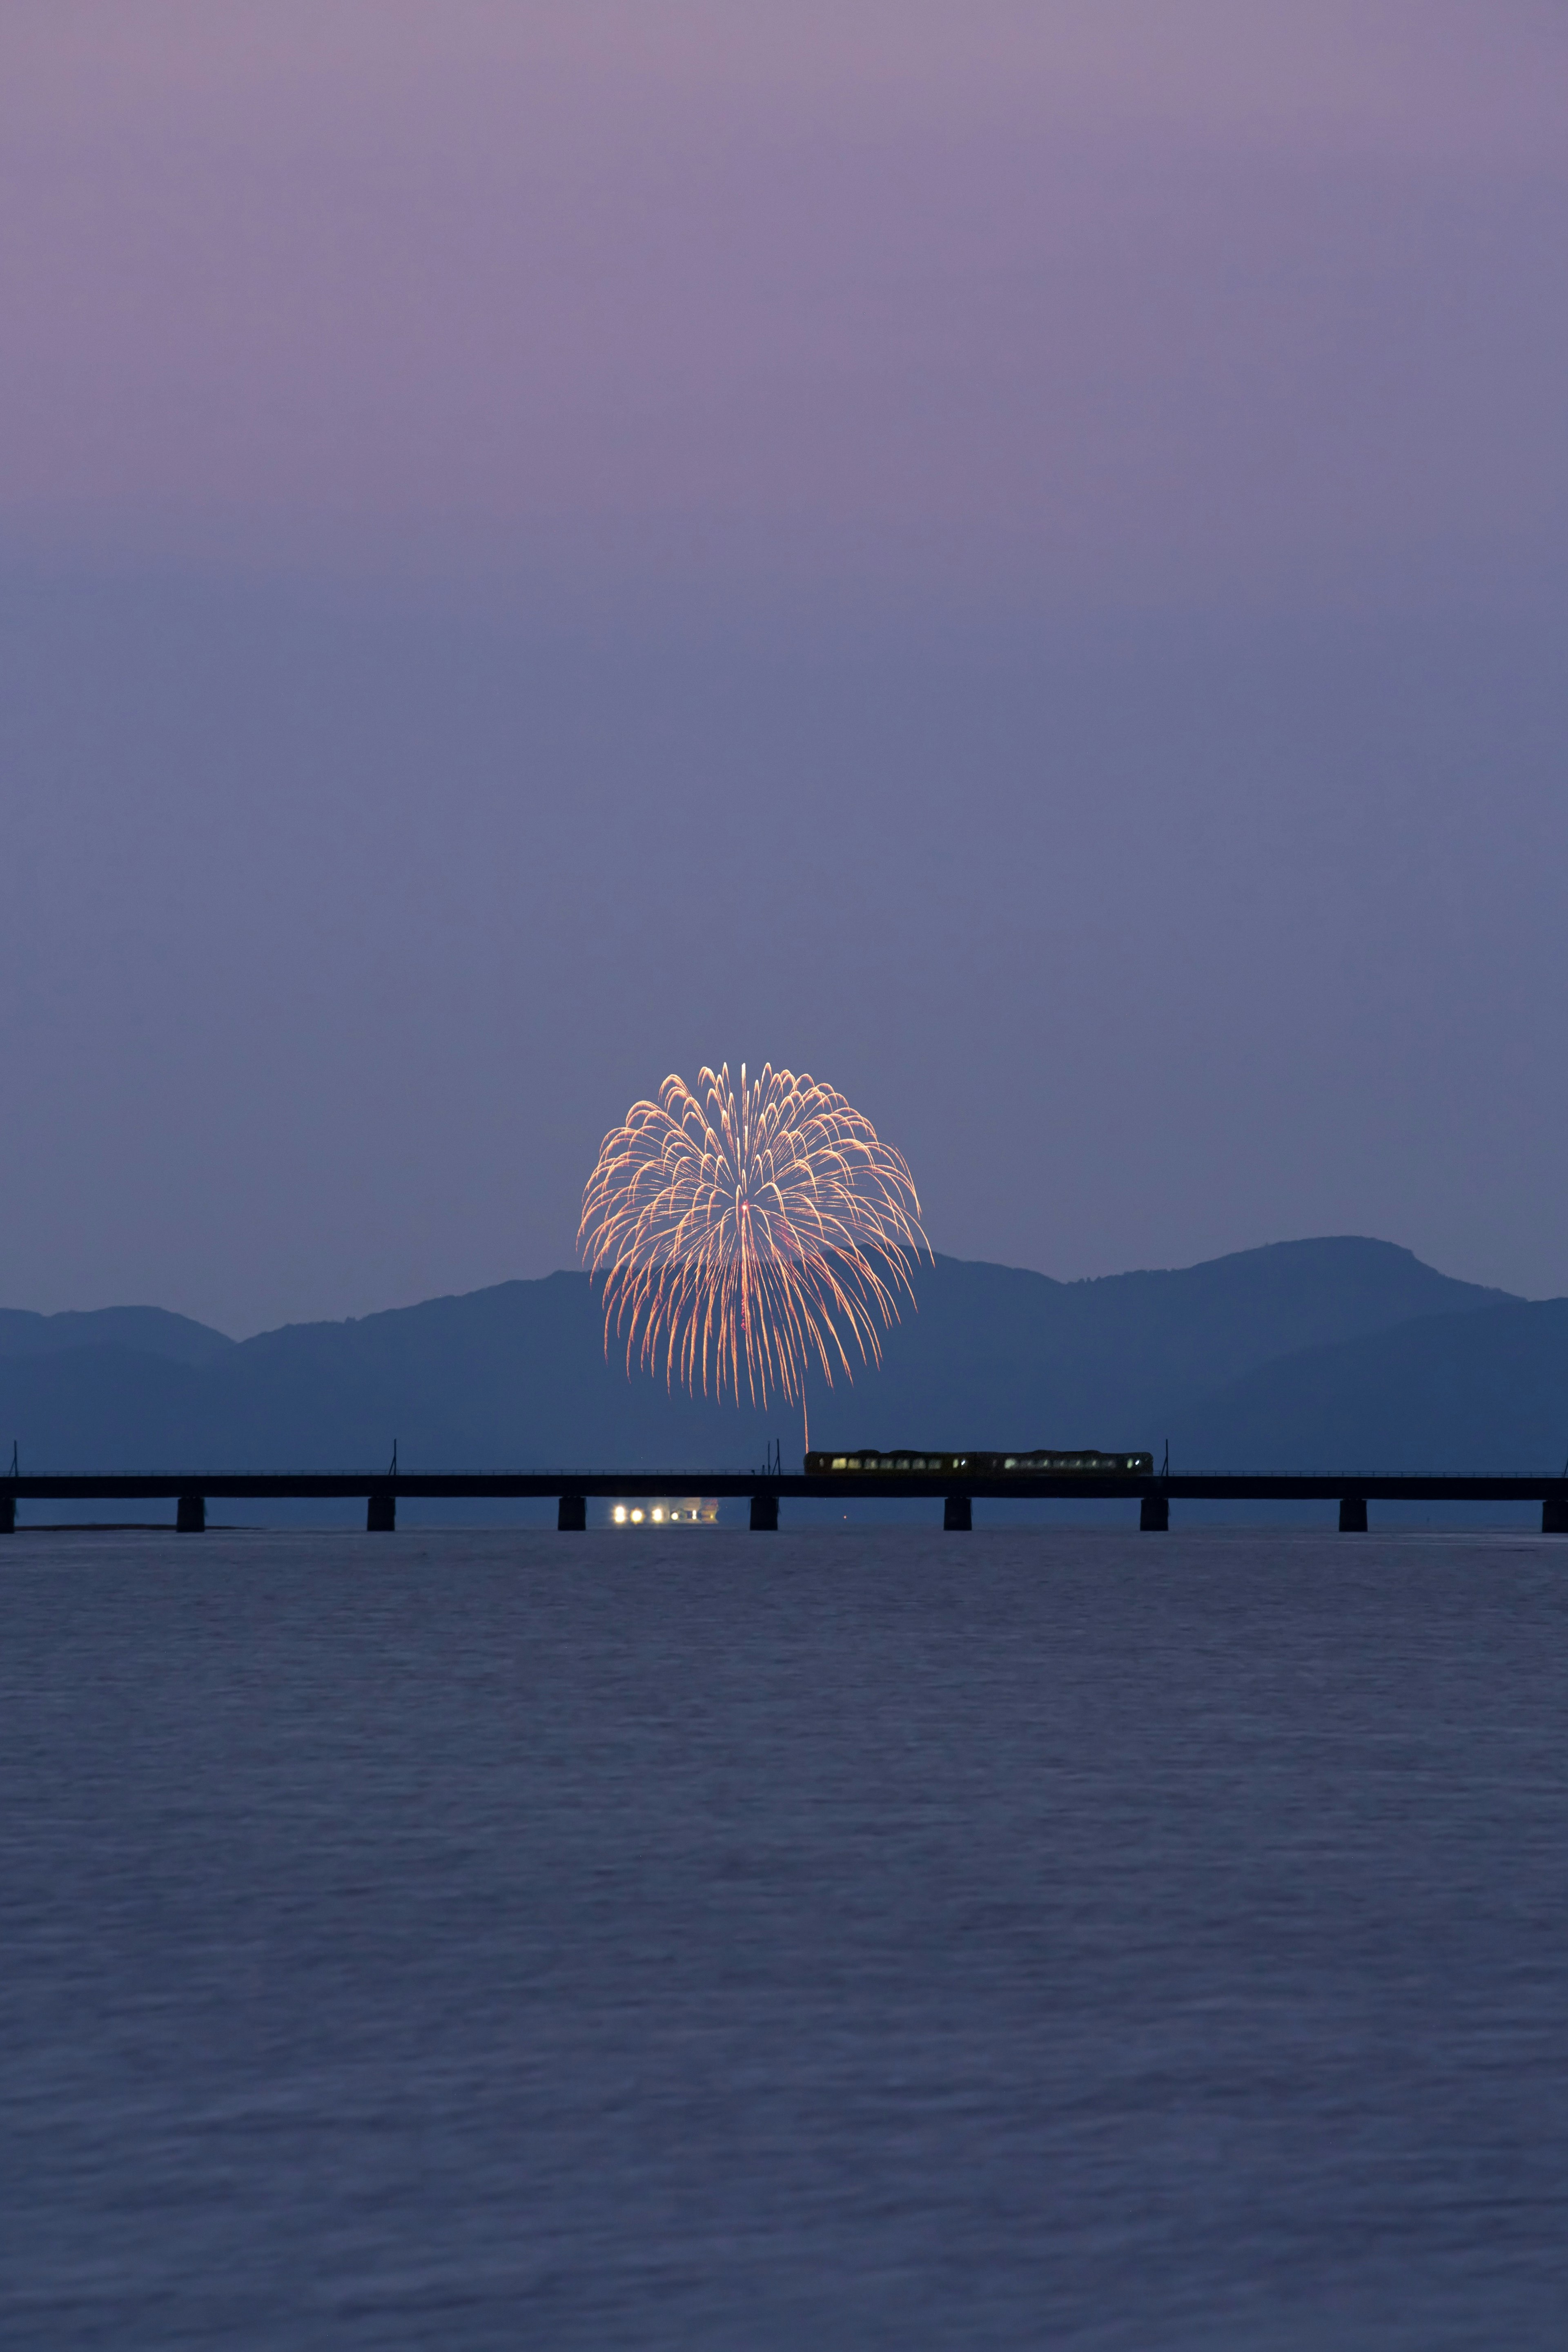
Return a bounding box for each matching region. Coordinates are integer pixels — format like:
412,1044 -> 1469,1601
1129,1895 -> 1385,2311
579,1063 -> 928,1420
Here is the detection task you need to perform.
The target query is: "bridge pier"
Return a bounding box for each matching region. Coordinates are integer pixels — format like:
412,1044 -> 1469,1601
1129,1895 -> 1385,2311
0,1494 -> 13,1534
750,1492 -> 779,1531
943,1494 -> 972,1531
1140,1494 -> 1169,1532
367,1494 -> 396,1532
558,1494 -> 587,1531
1543,1495 -> 1568,1535
176,1494 -> 206,1534
1339,1496 -> 1368,1533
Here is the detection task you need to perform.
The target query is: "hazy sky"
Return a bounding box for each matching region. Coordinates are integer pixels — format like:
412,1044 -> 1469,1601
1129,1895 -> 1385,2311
4,2 -> 1566,1331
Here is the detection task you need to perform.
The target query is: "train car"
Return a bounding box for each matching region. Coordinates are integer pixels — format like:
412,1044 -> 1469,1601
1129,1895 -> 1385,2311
805,1450 -> 975,1475
805,1448 -> 1154,1476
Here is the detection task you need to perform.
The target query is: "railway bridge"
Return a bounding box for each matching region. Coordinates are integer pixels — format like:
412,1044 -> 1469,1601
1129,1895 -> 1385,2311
3,1471 -> 1568,1535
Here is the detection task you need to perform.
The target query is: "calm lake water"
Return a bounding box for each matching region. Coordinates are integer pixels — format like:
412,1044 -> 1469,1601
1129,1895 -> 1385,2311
3,1527 -> 1566,2348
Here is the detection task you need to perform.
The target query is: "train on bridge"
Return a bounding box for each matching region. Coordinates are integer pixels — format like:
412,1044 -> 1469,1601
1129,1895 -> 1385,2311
804,1447 -> 1155,1477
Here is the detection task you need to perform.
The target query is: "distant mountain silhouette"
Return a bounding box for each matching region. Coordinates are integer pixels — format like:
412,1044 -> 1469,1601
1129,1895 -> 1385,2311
1167,1298 -> 1568,1475
0,1304 -> 234,1367
808,1238 -> 1511,1456
0,1239 -> 1537,1489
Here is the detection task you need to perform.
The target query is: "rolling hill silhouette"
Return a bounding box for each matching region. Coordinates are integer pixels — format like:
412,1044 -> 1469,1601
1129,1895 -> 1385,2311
5,1240 -> 1555,1504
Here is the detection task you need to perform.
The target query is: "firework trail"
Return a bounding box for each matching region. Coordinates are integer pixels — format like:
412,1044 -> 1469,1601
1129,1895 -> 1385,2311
579,1063 -> 928,1427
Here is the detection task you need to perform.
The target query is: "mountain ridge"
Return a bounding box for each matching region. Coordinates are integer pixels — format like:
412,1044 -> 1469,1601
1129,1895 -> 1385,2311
1166,1296 -> 1568,1477
0,1237 -> 1541,1490
0,1305 -> 235,1366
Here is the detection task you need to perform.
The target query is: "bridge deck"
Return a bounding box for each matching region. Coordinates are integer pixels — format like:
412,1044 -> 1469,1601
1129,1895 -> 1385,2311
2,1472 -> 1566,1504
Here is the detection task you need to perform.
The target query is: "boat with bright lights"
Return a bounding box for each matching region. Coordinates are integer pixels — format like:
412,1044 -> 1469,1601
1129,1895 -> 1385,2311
609,1497 -> 719,1526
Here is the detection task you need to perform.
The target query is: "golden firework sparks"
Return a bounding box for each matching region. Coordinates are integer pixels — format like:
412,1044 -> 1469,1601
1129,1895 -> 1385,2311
579,1063 -> 928,1418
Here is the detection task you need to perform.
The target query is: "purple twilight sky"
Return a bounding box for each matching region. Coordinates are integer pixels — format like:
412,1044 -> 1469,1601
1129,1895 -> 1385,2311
2,1 -> 1566,1333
